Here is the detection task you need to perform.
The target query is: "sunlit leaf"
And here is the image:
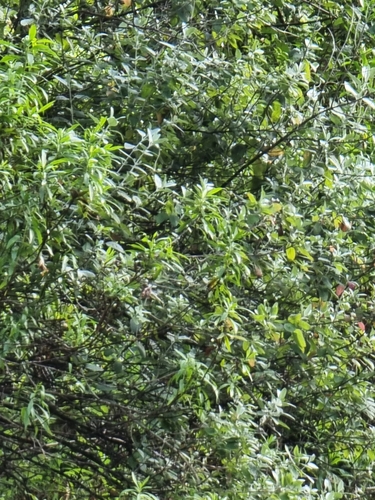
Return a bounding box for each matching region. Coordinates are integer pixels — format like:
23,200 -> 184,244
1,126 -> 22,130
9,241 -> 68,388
286,247 -> 296,261
293,329 -> 306,353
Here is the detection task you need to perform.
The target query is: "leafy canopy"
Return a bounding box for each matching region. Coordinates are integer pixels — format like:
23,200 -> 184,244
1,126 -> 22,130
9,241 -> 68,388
0,0 -> 375,499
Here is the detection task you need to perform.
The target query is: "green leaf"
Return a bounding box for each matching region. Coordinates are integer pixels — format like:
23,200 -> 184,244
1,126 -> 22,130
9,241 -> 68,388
77,269 -> 96,279
86,363 -> 103,372
271,101 -> 282,122
106,241 -> 125,253
284,323 -> 295,333
363,97 -> 375,109
130,318 -> 141,334
29,24 -> 37,41
107,116 -> 118,127
112,361 -> 123,374
344,81 -> 359,98
297,247 -> 314,261
292,329 -> 306,353
223,335 -> 231,352
231,144 -> 248,162
154,173 -> 162,190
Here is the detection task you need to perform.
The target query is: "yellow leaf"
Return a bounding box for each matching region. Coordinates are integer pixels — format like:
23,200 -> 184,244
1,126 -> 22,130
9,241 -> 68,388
224,318 -> 233,331
286,247 -> 296,261
156,112 -> 164,125
207,277 -> 219,290
246,192 -> 257,205
303,150 -> 312,167
224,336 -> 231,352
268,147 -> 284,157
303,60 -> 311,82
104,4 -> 114,16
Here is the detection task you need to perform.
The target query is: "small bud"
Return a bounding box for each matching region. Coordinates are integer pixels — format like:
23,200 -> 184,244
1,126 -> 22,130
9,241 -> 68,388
358,322 -> 366,332
104,4 -> 114,16
38,255 -> 48,275
340,217 -> 351,232
347,281 -> 357,290
254,266 -> 263,278
141,285 -> 152,299
336,284 -> 346,297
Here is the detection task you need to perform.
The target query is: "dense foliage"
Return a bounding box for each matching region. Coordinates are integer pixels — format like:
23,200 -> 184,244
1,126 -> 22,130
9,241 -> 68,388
1,0 -> 375,498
